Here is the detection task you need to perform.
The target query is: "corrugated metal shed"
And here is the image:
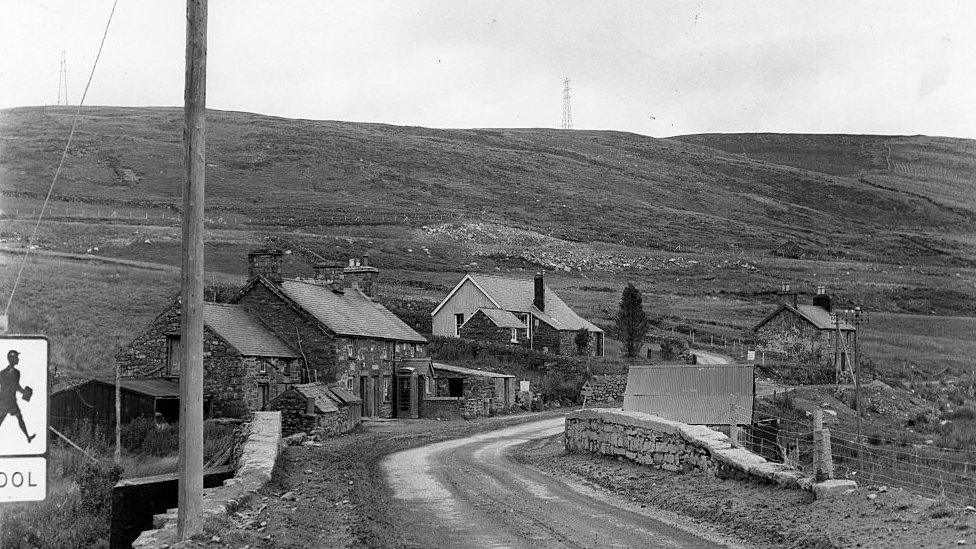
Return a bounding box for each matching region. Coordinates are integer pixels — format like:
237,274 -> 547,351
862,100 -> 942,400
464,274 -> 603,333
279,279 -> 427,343
203,303 -> 299,358
99,377 -> 180,398
432,362 -> 515,379
622,364 -> 754,425
475,308 -> 527,329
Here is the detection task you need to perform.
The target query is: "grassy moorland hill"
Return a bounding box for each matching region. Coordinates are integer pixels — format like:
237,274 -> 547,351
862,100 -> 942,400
3,106 -> 975,264
1,106 -> 975,382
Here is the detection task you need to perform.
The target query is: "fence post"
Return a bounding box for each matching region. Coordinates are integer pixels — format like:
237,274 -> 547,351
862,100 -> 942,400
728,395 -> 739,448
813,409 -> 834,481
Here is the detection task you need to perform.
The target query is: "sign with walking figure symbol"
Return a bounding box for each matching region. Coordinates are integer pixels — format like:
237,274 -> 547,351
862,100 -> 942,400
0,337 -> 48,502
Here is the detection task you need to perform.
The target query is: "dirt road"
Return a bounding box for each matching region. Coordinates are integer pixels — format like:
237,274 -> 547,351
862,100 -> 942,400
382,418 -> 731,548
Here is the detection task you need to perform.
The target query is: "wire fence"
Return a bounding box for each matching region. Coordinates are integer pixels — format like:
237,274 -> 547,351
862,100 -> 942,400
735,403 -> 976,506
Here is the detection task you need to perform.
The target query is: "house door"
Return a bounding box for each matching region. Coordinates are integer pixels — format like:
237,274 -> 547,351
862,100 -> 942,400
360,377 -> 371,417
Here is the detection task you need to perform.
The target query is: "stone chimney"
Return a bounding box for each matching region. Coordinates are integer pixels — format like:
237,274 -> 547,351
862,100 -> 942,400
313,260 -> 345,292
533,272 -> 545,311
248,249 -> 283,283
812,285 -> 831,312
344,252 -> 379,297
777,282 -> 797,308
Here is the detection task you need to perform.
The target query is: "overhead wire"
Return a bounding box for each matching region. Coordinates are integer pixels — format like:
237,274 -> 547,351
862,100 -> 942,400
3,0 -> 120,318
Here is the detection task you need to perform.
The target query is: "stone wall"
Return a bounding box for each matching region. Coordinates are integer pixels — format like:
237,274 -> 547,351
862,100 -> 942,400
422,396 -> 462,419
588,374 -> 627,402
132,412 -> 283,548
565,409 -> 807,488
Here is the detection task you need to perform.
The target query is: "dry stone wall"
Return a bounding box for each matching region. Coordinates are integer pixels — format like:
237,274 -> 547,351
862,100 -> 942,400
565,409 -> 807,488
588,374 -> 627,402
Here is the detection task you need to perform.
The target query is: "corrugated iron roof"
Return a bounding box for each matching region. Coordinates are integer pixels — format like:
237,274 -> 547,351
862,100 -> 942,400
279,280 -> 427,343
290,382 -> 340,413
465,274 -> 602,333
203,303 -> 299,358
61,377 -> 181,398
753,304 -> 855,332
432,362 -> 515,379
475,308 -> 527,329
622,364 -> 754,425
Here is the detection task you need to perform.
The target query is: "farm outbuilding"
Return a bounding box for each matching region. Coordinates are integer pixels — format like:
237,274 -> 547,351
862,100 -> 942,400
264,382 -> 363,437
50,378 -> 179,433
430,362 -> 517,417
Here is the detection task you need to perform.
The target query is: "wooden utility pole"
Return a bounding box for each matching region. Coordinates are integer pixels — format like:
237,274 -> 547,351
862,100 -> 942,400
178,0 -> 207,540
115,364 -> 121,463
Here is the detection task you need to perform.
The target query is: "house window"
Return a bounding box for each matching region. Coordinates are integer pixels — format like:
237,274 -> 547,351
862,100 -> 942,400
510,328 -> 518,343
425,376 -> 432,395
347,344 -> 354,359
455,313 -> 465,336
165,335 -> 182,375
346,377 -> 353,391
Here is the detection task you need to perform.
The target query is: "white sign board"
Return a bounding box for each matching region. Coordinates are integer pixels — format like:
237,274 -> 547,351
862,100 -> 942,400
0,337 -> 48,502
747,350 -> 756,361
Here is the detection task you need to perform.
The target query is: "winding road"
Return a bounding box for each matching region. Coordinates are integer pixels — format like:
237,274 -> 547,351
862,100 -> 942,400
382,417 -> 727,548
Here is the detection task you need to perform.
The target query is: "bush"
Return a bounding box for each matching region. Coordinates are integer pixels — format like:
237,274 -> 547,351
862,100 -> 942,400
120,417 -> 178,456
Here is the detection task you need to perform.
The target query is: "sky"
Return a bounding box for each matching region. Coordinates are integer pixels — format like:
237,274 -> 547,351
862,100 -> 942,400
1,1 -> 975,138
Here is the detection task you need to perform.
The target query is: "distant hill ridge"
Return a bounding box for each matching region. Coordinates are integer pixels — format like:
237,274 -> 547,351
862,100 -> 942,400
2,106 -> 974,262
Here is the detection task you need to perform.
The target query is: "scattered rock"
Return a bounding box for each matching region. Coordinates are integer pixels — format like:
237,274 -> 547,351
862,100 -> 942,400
867,493 -> 877,500
281,491 -> 297,501
283,432 -> 308,446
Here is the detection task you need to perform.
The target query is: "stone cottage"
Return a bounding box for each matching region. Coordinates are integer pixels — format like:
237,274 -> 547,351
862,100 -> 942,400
752,284 -> 857,373
117,302 -> 301,417
118,249 -> 428,419
430,362 -> 517,418
431,272 -> 604,356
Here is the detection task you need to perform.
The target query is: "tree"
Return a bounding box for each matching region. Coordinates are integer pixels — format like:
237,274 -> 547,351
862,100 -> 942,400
574,328 -> 592,356
615,283 -> 649,358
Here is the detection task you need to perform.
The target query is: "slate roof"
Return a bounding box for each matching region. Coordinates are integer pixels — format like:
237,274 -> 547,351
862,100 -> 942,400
432,362 -> 515,379
446,274 -> 602,333
474,308 -> 527,329
622,364 -> 754,425
278,280 -> 427,343
753,303 -> 855,332
289,382 -> 340,413
203,303 -> 299,358
326,386 -> 363,405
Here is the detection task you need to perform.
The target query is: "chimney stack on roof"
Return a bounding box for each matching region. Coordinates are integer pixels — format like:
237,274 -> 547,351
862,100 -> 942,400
813,285 -> 831,312
248,249 -> 283,283
313,260 -> 345,292
778,281 -> 798,308
344,252 -> 379,298
533,272 -> 545,311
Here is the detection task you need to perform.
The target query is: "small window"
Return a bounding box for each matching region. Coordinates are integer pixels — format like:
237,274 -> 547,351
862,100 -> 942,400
347,344 -> 354,359
425,376 -> 432,395
455,313 -> 465,336
510,328 -> 518,343
346,377 -> 353,391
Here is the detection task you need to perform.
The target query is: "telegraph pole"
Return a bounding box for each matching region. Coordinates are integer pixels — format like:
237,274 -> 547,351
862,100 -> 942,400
178,0 -> 207,540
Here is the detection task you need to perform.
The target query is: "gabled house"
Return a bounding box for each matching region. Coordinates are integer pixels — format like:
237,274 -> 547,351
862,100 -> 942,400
118,249 -> 428,419
431,272 -> 604,356
752,284 -> 856,371
117,301 -> 302,417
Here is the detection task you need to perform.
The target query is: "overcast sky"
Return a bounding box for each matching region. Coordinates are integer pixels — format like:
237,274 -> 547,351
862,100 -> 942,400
1,1 -> 974,138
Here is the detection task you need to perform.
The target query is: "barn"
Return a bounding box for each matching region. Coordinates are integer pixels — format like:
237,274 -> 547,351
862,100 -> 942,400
50,378 -> 179,433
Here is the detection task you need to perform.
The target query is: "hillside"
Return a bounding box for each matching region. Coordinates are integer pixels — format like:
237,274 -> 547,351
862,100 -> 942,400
2,106 -> 975,265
